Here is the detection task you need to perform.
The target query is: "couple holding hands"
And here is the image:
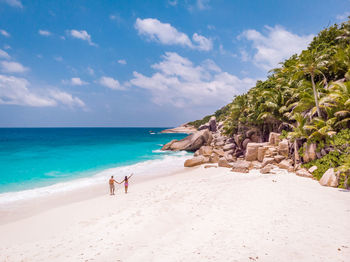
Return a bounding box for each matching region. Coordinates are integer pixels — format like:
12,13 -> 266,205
109,174 -> 133,195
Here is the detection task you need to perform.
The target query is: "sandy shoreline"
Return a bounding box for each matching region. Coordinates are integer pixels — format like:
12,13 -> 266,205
0,166 -> 350,261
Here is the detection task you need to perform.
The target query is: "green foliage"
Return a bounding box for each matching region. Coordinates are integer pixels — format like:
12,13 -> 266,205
187,115 -> 212,128
303,129 -> 350,186
303,151 -> 345,180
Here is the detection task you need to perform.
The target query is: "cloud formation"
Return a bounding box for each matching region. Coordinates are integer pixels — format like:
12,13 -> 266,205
1,61 -> 29,73
0,29 -> 10,38
129,52 -> 255,108
239,26 -> 314,70
2,0 -> 22,8
38,30 -> 51,36
69,30 -> 97,46
0,75 -> 85,108
0,49 -> 10,59
135,18 -> 213,51
117,59 -> 127,65
98,76 -> 124,90
63,77 -> 88,86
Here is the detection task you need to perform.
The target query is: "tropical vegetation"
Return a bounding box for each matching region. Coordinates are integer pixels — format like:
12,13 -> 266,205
190,19 -> 350,188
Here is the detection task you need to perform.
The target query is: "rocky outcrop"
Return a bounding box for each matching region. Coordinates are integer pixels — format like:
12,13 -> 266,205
208,116 -> 217,132
164,123 -> 329,187
245,142 -> 268,161
308,166 -> 318,173
262,157 -> 275,168
231,160 -> 251,173
218,157 -> 232,168
278,139 -> 289,157
184,156 -> 209,167
268,132 -> 280,146
278,159 -> 293,170
260,164 -> 274,174
162,129 -> 212,152
296,168 -> 313,178
319,168 -> 339,187
161,124 -> 197,134
303,143 -> 317,163
197,146 -> 213,156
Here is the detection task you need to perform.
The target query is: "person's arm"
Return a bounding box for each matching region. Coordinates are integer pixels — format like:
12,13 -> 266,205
114,179 -> 121,184
128,173 -> 134,179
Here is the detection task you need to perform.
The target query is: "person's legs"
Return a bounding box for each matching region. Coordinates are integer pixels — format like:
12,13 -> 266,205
125,186 -> 128,194
109,184 -> 113,195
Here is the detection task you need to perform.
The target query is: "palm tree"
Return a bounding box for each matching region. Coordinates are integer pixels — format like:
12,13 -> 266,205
297,49 -> 329,118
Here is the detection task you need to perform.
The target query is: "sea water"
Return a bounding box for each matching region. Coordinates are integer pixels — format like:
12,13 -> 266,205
0,128 -> 189,203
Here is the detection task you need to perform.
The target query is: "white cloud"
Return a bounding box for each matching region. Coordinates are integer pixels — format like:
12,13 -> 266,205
0,75 -> 85,108
63,77 -> 88,86
168,0 -> 178,6
117,59 -> 127,65
2,0 -> 22,8
0,49 -> 10,59
109,14 -> 123,24
129,52 -> 255,108
38,30 -> 51,36
196,0 -> 210,10
3,44 -> 11,50
98,76 -> 124,90
69,30 -> 97,46
1,61 -> 28,73
239,25 -> 314,70
192,33 -> 213,51
336,11 -> 350,21
87,67 -> 94,75
54,56 -> 63,62
135,18 -> 213,51
0,29 -> 10,38
207,24 -> 215,30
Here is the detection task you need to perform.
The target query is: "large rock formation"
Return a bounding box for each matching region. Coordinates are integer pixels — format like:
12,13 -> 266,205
319,168 -> 339,187
245,142 -> 268,161
184,156 -> 209,167
197,146 -> 213,156
208,116 -> 217,132
162,129 -> 212,152
278,139 -> 289,158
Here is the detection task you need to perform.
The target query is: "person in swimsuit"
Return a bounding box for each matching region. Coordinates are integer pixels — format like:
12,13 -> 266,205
121,173 -> 133,194
109,176 -> 120,195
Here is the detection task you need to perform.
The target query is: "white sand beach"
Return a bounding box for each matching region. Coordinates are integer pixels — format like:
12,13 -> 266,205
0,166 -> 349,262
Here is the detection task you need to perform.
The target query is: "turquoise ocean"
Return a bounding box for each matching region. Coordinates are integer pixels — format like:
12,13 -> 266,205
0,128 -> 189,203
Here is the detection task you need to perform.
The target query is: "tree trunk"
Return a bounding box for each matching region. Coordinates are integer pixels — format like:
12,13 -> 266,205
311,73 -> 322,118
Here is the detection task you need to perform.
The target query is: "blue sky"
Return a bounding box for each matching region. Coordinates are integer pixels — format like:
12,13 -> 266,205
0,0 -> 349,127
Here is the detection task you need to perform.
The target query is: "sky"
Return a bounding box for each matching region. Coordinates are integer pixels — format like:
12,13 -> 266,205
0,0 -> 349,127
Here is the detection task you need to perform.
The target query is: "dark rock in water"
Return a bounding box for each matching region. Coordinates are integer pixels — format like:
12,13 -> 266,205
209,116 -> 217,132
162,129 -> 212,152
161,139 -> 178,150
